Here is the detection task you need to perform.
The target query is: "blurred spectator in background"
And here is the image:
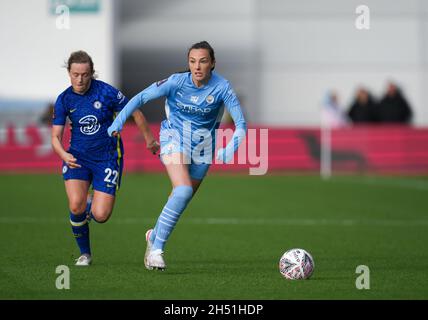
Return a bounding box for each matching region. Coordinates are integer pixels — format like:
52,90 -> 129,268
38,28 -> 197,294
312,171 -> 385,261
39,103 -> 55,125
322,91 -> 348,128
347,87 -> 377,124
377,82 -> 412,124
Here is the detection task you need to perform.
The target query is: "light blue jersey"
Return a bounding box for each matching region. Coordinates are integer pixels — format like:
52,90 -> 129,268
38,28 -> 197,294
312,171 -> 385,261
108,71 -> 247,163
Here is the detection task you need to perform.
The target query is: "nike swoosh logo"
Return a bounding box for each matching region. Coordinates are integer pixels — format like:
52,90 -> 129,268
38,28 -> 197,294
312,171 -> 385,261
107,184 -> 115,187
70,108 -> 77,113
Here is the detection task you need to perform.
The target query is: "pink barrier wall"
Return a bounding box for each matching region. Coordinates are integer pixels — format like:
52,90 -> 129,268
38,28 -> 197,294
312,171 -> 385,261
0,124 -> 427,174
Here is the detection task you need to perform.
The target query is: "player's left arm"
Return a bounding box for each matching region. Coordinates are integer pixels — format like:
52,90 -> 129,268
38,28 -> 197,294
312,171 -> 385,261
132,109 -> 160,155
216,83 -> 247,163
109,85 -> 160,154
108,77 -> 176,137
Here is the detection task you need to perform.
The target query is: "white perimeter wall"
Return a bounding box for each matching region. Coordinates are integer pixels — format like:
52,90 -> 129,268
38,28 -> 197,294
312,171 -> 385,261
121,0 -> 428,126
257,0 -> 428,126
1,0 -> 427,126
0,0 -> 116,102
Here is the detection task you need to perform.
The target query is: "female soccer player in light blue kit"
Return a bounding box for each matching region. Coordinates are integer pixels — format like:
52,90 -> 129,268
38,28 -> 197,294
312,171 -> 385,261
52,51 -> 159,266
108,41 -> 247,270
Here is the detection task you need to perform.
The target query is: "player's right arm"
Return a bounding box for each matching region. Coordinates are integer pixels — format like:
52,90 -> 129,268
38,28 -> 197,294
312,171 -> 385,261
51,94 -> 81,168
132,110 -> 160,154
51,125 -> 81,168
108,75 -> 178,137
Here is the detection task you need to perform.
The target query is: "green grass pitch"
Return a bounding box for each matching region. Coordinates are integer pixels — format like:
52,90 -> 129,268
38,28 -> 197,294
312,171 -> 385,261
0,173 -> 427,299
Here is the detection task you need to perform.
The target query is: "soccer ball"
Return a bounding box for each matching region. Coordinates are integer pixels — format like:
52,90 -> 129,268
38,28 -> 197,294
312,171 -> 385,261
279,248 -> 314,280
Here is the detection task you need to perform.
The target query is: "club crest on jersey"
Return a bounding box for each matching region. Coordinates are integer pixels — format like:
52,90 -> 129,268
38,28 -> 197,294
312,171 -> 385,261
117,91 -> 126,104
93,101 -> 102,109
79,115 -> 100,135
206,95 -> 214,104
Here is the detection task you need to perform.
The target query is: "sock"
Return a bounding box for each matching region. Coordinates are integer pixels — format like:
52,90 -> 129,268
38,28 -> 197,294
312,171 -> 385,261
85,198 -> 92,221
152,185 -> 193,251
70,211 -> 91,255
85,197 -> 102,224
149,190 -> 181,242
149,193 -> 173,243
149,221 -> 159,243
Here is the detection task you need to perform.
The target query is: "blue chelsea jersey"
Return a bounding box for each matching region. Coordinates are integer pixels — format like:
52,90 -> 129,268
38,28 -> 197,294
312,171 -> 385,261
53,79 -> 129,161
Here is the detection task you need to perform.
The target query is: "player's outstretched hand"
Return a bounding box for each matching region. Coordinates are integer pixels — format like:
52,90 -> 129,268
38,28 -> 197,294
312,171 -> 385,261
107,124 -> 120,137
147,140 -> 160,155
63,153 -> 81,168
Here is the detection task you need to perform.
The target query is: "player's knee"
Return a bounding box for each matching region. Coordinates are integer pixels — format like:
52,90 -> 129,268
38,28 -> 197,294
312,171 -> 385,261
69,201 -> 87,215
91,209 -> 112,223
172,185 -> 193,203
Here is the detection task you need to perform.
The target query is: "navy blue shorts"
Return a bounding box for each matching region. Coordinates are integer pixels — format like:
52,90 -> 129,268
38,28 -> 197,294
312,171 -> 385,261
62,157 -> 123,196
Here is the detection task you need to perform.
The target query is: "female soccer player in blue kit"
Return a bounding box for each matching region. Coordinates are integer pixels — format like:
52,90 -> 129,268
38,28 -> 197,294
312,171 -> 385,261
108,41 -> 247,270
51,51 -> 159,266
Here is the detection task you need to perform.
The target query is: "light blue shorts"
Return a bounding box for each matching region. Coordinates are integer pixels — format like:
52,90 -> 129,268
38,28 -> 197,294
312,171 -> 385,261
159,126 -> 211,181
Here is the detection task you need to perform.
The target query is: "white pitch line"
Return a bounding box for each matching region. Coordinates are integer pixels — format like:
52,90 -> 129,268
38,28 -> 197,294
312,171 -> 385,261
184,217 -> 428,227
332,176 -> 428,191
1,216 -> 428,227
